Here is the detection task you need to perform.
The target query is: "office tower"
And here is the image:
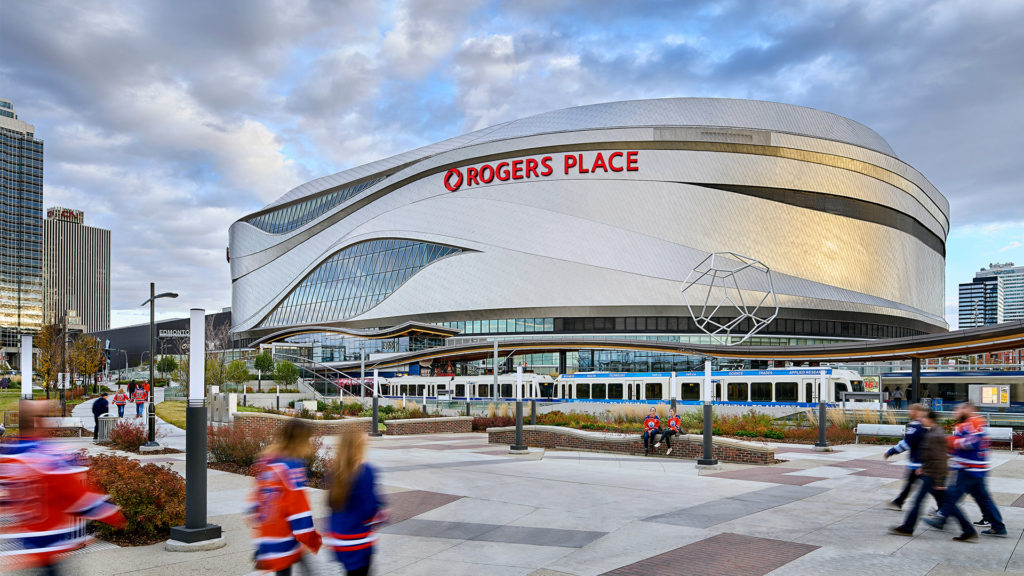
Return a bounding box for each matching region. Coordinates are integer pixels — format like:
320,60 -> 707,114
43,207 -> 111,333
959,262 -> 1024,328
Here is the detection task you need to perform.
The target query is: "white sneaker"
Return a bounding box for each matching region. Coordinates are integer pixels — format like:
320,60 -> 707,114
654,443 -> 661,448
666,448 -> 672,455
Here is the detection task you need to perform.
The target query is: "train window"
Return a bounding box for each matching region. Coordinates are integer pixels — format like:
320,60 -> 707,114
728,382 -> 748,401
751,382 -> 772,402
681,382 -> 700,400
576,383 -> 591,399
416,385 -> 425,396
455,384 -> 465,397
499,384 -> 511,397
834,382 -> 848,401
805,382 -> 814,402
592,383 -> 607,399
850,380 -> 865,392
479,384 -> 490,397
646,382 -> 663,400
775,382 -> 798,402
608,383 -> 623,399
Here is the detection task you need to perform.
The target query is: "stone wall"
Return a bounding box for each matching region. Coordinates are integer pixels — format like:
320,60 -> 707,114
383,416 -> 472,436
233,412 -> 371,437
487,425 -> 777,465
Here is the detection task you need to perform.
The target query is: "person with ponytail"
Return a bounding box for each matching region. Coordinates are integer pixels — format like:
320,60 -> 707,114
325,429 -> 387,576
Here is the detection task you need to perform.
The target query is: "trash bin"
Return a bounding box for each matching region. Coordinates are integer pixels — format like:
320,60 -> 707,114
96,415 -> 119,442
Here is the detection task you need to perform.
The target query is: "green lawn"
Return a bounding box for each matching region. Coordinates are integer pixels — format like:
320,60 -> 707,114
154,401 -> 188,430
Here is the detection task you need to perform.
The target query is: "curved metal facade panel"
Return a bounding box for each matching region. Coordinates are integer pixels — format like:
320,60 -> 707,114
230,98 -> 949,337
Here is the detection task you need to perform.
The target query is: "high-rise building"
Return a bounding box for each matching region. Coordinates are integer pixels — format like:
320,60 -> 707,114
959,262 -> 1024,328
43,207 -> 111,333
0,98 -> 44,365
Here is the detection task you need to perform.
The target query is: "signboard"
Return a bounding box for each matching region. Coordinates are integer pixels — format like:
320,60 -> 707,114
46,206 -> 84,224
443,151 -> 639,192
863,376 -> 880,393
969,384 -> 1011,408
159,329 -> 190,338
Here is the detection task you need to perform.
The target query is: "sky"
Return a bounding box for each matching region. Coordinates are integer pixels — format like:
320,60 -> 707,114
1,0 -> 1022,330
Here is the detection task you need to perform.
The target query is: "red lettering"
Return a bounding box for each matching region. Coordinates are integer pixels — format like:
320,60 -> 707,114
496,161 -> 510,181
511,159 -> 524,179
577,154 -> 589,173
591,152 -> 607,172
540,156 -> 553,176
563,154 -> 576,174
467,166 -> 480,186
608,151 -> 624,172
525,158 -> 539,178
479,164 -> 495,183
443,169 -> 463,191
626,151 -> 639,171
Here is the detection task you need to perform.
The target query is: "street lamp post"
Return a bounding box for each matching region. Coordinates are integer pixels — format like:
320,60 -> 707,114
141,282 -> 178,448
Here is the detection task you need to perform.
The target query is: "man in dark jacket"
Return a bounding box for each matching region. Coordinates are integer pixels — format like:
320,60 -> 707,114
885,403 -> 927,510
92,392 -> 110,440
890,410 -> 946,535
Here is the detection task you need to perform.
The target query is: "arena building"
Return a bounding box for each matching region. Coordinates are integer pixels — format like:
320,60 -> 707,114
228,98 -> 949,374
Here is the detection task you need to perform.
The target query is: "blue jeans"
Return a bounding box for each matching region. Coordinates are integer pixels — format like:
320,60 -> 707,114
117,404 -> 125,417
938,469 -> 1005,533
643,429 -> 660,449
899,474 -> 944,531
136,402 -> 145,417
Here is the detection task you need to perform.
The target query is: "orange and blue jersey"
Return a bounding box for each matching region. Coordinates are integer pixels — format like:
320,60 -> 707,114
0,439 -> 125,571
643,416 -> 660,431
948,415 -> 990,475
667,416 -> 681,432
113,392 -> 128,406
132,388 -> 147,403
325,463 -> 385,571
248,456 -> 322,572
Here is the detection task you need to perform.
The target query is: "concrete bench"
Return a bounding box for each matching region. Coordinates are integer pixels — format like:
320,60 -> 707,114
40,417 -> 86,437
855,423 -> 905,444
988,427 -> 1014,450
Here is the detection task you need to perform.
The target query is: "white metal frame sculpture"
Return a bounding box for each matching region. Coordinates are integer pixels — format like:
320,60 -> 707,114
681,252 -> 779,345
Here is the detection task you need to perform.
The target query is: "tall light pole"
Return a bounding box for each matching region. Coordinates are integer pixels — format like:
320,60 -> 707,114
141,282 -> 178,448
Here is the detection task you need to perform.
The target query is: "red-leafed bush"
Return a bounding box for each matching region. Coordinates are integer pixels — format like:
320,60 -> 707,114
87,454 -> 185,546
472,416 -> 515,431
207,424 -> 273,474
108,419 -> 148,452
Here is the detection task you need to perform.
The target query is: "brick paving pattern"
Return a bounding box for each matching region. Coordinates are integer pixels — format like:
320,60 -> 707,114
835,458 -> 907,479
600,532 -> 818,576
707,466 -> 827,485
382,489 -> 463,524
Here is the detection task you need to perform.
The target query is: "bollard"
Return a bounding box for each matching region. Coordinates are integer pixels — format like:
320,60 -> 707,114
816,400 -> 829,449
465,400 -> 471,417
530,399 -> 536,425
671,397 -> 677,412
697,402 -> 717,465
370,396 -> 382,437
511,400 -> 527,452
144,401 -> 158,447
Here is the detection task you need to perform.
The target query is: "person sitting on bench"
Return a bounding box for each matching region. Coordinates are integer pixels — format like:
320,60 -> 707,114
642,408 -> 661,455
656,409 -> 682,455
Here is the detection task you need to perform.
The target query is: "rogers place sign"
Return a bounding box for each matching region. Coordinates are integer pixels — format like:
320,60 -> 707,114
443,151 -> 639,192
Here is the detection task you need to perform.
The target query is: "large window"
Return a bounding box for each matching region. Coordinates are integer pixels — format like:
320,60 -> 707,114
592,383 -> 607,400
576,383 -> 590,399
751,382 -> 772,402
260,239 -> 461,327
246,176 -> 387,234
646,382 -> 662,400
775,382 -> 798,402
608,383 -> 623,399
728,382 -> 748,402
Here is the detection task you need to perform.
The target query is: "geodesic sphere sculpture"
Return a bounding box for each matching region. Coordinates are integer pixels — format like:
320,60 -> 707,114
681,252 -> 779,345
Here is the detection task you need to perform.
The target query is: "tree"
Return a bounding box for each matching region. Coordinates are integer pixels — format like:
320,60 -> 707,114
205,355 -> 227,389
273,360 -> 299,389
225,359 -> 250,391
69,335 -> 104,393
157,356 -> 178,379
253,351 -> 274,393
34,323 -> 66,399
173,357 -> 189,388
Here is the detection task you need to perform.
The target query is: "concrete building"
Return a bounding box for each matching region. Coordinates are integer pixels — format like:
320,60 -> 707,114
228,98 -> 949,373
959,263 -> 1024,328
0,98 -> 44,367
43,207 -> 111,333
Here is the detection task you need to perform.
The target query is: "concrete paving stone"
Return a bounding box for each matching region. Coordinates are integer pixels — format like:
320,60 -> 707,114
385,558 -> 534,576
381,518 -> 501,540
375,533 -> 463,558
787,466 -> 862,478
380,489 -> 464,524
600,532 -> 819,576
766,547 -> 938,576
546,522 -> 710,576
207,488 -> 254,517
708,466 -> 829,485
430,540 -> 577,569
415,495 -> 536,524
927,563 -> 1024,576
474,525 -> 607,548
526,570 -> 582,576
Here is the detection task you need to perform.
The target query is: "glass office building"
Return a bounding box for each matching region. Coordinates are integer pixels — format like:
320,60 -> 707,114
0,98 -> 44,365
230,98 -> 949,373
960,263 -> 1024,328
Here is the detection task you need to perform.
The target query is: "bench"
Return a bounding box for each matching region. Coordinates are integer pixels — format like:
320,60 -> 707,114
988,427 -> 1014,450
855,423 -> 905,444
39,417 -> 87,437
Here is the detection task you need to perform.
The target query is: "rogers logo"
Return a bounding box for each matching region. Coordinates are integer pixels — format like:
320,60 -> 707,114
442,151 -> 637,192
444,168 -> 464,191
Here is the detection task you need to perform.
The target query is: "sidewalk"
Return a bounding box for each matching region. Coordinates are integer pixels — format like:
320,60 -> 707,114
72,386 -> 186,450
37,428 -> 1024,576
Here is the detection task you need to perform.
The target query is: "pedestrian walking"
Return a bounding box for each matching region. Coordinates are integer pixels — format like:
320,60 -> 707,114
91,392 -> 110,440
0,400 -> 126,574
893,388 -> 904,410
113,387 -> 128,418
889,410 -> 946,535
132,385 -> 148,418
642,407 -> 661,456
326,429 -> 388,576
924,402 -> 1007,540
127,379 -> 137,400
248,418 -> 321,575
885,404 -> 929,511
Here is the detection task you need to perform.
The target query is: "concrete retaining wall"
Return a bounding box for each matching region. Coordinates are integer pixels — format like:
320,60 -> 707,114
384,416 -> 472,435
486,425 -> 778,465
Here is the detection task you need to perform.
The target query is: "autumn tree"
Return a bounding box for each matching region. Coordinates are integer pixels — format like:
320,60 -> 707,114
70,334 -> 104,393
34,323 -> 66,399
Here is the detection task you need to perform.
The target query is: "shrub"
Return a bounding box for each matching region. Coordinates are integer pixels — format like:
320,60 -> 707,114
108,419 -> 148,452
208,424 -> 273,472
472,416 -> 515,431
87,454 -> 185,546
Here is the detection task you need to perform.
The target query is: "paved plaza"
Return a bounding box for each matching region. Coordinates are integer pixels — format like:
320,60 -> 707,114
43,409 -> 1024,576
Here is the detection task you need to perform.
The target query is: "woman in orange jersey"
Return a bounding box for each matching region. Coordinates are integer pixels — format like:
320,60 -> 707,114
112,387 -> 128,418
325,429 -> 387,576
248,419 -> 322,575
